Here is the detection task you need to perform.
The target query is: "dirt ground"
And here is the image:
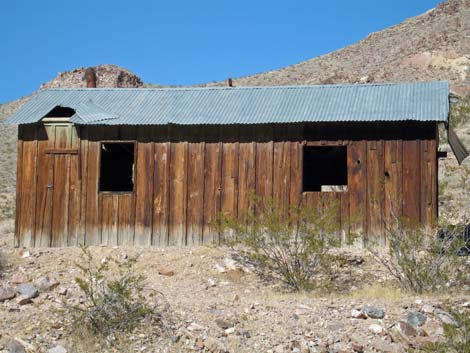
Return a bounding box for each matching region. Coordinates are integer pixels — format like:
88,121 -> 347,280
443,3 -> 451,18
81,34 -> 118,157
0,219 -> 469,353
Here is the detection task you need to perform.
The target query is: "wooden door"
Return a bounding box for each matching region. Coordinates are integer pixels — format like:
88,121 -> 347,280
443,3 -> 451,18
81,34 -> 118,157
35,123 -> 80,247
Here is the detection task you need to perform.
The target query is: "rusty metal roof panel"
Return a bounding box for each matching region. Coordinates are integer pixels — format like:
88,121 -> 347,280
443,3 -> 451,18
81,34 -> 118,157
5,81 -> 449,125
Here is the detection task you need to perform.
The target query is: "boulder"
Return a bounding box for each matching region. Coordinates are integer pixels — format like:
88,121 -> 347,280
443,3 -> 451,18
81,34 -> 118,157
395,321 -> 417,337
421,304 -> 434,314
7,339 -> 26,353
16,283 -> 38,299
0,287 -> 16,302
16,294 -> 32,305
362,305 -> 385,319
434,308 -> 460,327
406,311 -> 427,327
35,276 -> 60,292
368,324 -> 384,334
10,273 -> 28,284
351,309 -> 367,319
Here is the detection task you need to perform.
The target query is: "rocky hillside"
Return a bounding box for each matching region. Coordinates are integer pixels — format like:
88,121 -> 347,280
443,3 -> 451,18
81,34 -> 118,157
210,0 -> 470,96
40,64 -> 144,89
0,0 -> 469,219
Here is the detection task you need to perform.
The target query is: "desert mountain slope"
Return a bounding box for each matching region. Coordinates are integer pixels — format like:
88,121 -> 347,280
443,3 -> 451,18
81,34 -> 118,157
208,0 -> 470,94
206,0 -> 470,95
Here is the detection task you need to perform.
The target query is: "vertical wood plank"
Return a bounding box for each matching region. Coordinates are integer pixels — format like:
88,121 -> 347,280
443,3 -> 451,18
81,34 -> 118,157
255,125 -> 274,212
35,125 -> 55,247
237,126 -> 256,223
78,127 -> 88,245
134,127 -> 155,246
101,193 -> 112,245
289,126 -> 303,210
202,128 -> 221,244
366,140 -> 384,244
340,191 -> 350,244
421,137 -> 437,227
169,131 -> 187,246
220,126 -> 238,220
402,140 -> 420,224
67,126 -> 81,246
153,138 -> 170,246
273,125 -> 291,216
101,193 -> 118,246
85,127 -> 101,245
51,124 -> 71,247
118,193 -> 135,245
348,141 -> 367,245
14,128 -> 24,247
186,127 -> 205,245
18,125 -> 38,247
430,133 -> 438,222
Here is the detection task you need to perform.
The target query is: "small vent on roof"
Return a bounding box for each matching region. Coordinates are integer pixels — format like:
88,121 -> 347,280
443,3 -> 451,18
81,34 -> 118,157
44,106 -> 75,118
228,78 -> 233,87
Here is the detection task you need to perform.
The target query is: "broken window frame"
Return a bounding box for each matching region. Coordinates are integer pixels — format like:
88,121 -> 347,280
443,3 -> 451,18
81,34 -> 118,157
301,143 -> 349,193
98,140 -> 137,194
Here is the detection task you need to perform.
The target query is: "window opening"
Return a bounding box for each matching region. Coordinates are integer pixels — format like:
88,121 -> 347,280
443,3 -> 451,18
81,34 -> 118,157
99,143 -> 135,192
303,146 -> 348,192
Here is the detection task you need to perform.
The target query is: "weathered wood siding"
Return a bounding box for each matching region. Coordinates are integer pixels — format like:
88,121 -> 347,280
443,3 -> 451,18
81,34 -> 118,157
15,122 -> 438,247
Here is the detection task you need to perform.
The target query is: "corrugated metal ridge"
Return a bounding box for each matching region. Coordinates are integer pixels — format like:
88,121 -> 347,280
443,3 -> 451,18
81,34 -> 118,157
41,81 -> 449,92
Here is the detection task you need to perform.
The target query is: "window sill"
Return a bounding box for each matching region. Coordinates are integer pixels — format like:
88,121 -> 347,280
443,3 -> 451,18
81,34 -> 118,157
99,191 -> 135,195
302,185 -> 349,193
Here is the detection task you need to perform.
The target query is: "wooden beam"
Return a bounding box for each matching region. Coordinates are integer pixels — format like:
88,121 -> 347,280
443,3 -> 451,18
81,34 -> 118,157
45,148 -> 79,155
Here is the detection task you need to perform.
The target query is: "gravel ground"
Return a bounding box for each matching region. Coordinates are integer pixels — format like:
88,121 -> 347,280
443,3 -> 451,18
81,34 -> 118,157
0,219 -> 468,353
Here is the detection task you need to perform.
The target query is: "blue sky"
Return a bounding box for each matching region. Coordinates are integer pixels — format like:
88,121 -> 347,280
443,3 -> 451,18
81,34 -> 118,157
0,0 -> 441,103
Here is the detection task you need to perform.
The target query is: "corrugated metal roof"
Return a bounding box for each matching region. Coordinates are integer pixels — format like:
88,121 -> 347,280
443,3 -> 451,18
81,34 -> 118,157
5,81 -> 449,125
71,100 -> 119,123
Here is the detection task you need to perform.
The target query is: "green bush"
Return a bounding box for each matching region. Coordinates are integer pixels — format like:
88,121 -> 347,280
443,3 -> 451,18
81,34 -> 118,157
66,246 -> 156,337
369,218 -> 466,294
218,196 -> 345,291
416,309 -> 470,353
449,94 -> 470,128
0,250 -> 6,276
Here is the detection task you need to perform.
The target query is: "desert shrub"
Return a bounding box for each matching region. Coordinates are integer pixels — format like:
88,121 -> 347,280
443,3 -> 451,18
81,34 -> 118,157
416,308 -> 470,353
0,250 -> 6,276
369,218 -> 466,294
66,246 -> 158,338
449,94 -> 470,128
218,196 -> 346,291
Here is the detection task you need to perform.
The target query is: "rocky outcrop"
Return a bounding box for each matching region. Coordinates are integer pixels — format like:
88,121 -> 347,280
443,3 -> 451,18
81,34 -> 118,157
40,64 -> 143,89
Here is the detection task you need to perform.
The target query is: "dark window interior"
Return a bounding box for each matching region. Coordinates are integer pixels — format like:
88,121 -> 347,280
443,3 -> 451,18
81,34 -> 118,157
99,143 -> 135,192
303,146 -> 348,192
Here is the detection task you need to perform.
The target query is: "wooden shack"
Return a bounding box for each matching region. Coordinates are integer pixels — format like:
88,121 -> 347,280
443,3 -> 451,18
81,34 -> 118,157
6,81 -> 456,247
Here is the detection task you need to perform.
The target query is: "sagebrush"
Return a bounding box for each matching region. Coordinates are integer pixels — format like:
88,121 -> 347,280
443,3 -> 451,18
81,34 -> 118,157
65,246 -> 160,338
369,217 -> 466,294
218,196 -> 347,291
